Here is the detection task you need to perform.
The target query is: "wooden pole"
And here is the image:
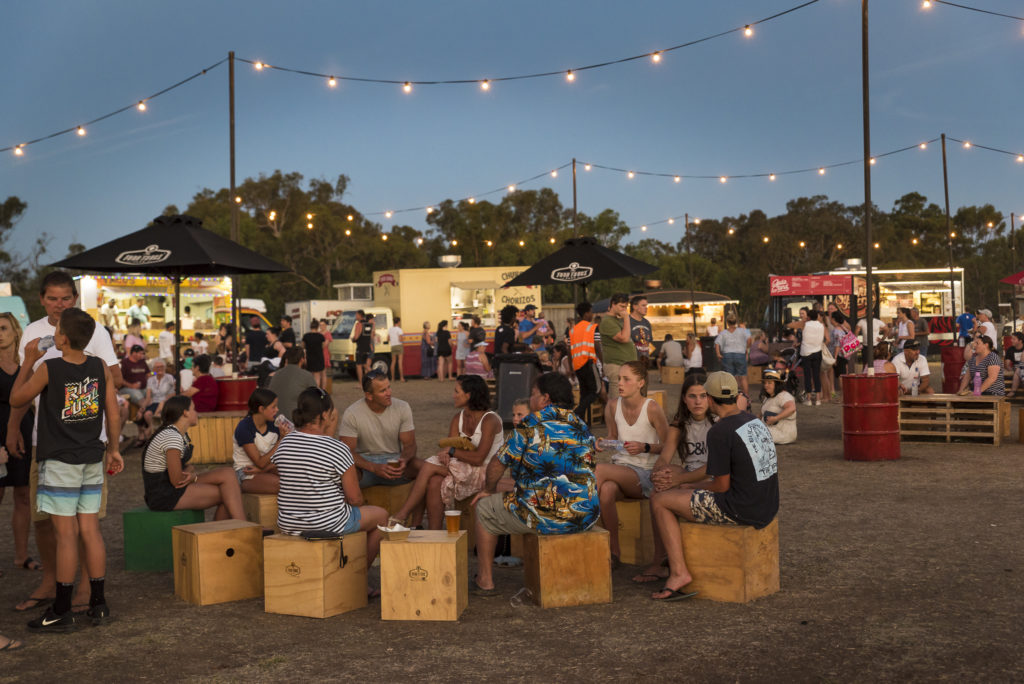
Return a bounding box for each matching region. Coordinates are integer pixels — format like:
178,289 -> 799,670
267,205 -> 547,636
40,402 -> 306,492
686,213 -> 697,336
861,0 -> 874,367
229,51 -> 241,371
572,158 -> 579,309
941,134 -> 957,321
1013,212 -> 1017,331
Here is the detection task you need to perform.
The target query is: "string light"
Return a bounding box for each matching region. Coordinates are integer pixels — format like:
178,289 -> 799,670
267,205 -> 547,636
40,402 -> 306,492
416,237 -> 423,245
719,176 -> 727,183
836,243 -> 843,250
627,171 -> 635,179
798,240 -> 805,248
385,210 -> 393,218
922,0 -> 932,8
651,52 -> 662,63
480,80 -> 490,91
254,61 -> 264,71
382,234 -> 388,241
919,142 -> 928,150
426,206 -> 434,214
769,173 -> 776,181
507,184 -> 516,192
13,145 -> 24,157
924,0 -> 1023,21
668,218 -> 675,225
345,229 -> 352,236
268,211 -> 276,220
307,222 -> 314,230
76,126 -> 86,137
729,228 -> 737,235
549,237 -> 557,243
565,70 -> 575,82
306,213 -> 313,219
912,237 -> 919,245
467,197 -> 476,204
402,82 -> 412,94
640,225 -> 648,232
584,164 -> 591,171
963,141 -> 971,149
950,231 -> 957,238
451,239 -> 457,246
137,101 -> 147,112
693,218 -> 701,225
550,170 -> 558,178
762,236 -> 770,243
674,176 -> 681,183
328,77 -> 337,88
518,240 -> 525,246
987,221 -> 994,228
485,240 -> 493,247
818,167 -> 826,175
347,214 -> 354,221
869,157 -> 876,165
874,242 -> 880,249
234,196 -> 242,204
1017,155 -> 1024,163
744,25 -> 754,37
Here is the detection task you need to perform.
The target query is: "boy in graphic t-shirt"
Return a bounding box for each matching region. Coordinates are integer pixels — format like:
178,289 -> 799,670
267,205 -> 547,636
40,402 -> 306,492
11,308 -> 124,632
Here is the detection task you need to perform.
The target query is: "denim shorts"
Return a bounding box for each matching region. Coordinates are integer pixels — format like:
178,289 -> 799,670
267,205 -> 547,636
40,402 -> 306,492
235,468 -> 254,485
340,505 -> 363,534
358,453 -> 411,489
621,463 -> 654,498
37,460 -> 104,517
721,352 -> 748,376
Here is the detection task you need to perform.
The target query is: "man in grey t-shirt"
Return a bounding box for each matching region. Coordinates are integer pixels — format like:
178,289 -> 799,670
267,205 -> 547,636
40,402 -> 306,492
338,371 -> 420,490
268,347 -> 316,425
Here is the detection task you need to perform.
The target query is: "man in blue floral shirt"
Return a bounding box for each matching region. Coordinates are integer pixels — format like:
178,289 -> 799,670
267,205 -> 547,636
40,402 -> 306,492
471,372 -> 598,596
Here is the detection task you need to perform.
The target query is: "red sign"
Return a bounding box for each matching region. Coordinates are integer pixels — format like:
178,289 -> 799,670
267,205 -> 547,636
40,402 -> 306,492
376,273 -> 397,287
769,275 -> 852,296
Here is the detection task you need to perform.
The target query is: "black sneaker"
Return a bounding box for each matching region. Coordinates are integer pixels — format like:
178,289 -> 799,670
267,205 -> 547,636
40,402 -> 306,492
27,607 -> 78,633
85,603 -> 113,627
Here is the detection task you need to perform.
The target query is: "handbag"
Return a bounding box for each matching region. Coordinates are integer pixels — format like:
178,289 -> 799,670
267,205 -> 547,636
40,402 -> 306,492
821,344 -> 836,368
839,331 -> 862,358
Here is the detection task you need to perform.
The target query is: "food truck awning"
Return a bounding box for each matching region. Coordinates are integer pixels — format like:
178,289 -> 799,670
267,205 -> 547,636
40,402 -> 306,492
1000,270 -> 1024,286
452,280 -> 502,290
101,285 -> 228,296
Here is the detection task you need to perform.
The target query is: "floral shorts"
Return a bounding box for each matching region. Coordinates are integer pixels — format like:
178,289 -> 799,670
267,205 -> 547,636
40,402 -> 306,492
689,489 -> 739,525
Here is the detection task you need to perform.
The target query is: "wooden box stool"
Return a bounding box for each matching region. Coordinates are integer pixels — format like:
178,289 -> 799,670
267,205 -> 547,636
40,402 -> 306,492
678,518 -> 779,603
363,482 -> 413,523
522,527 -> 612,609
380,530 -> 468,621
243,493 -> 279,532
263,532 -> 368,618
172,520 -> 264,605
123,506 -> 205,572
660,366 -> 686,384
186,410 -> 246,464
616,499 -> 655,566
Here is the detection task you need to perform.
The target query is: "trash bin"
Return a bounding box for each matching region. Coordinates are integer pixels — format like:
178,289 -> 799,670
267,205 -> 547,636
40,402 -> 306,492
841,373 -> 900,461
940,345 -> 965,394
494,353 -> 541,423
699,336 -> 720,372
215,376 -> 258,411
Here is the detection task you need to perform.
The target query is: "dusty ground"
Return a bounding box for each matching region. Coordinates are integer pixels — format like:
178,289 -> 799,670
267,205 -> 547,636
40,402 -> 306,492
1,372 -> 1022,682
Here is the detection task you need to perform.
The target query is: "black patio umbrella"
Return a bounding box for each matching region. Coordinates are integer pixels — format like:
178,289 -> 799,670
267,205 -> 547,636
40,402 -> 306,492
502,236 -> 657,298
51,214 -> 290,386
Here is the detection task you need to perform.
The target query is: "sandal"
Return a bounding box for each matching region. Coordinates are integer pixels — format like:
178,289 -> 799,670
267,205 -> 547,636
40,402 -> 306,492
13,595 -> 53,612
651,586 -> 699,601
18,557 -> 42,571
0,636 -> 25,652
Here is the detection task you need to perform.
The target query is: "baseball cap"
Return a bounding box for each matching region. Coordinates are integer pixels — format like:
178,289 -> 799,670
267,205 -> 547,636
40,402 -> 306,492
762,369 -> 783,382
523,304 -> 537,311
705,371 -> 738,400
978,308 -> 992,317
903,340 -> 920,350
130,344 -> 145,353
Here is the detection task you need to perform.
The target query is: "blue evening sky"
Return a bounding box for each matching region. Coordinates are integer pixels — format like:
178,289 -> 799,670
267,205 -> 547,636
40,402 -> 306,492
1,0 -> 1021,257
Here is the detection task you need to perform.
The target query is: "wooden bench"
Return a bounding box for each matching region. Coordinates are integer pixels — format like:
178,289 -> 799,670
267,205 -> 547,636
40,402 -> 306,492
172,520 -> 264,605
123,506 -> 205,572
899,394 -> 1007,446
678,519 -> 779,603
522,527 -> 612,608
242,493 -> 279,532
263,532 -> 368,618
187,410 -> 246,464
380,530 -> 468,621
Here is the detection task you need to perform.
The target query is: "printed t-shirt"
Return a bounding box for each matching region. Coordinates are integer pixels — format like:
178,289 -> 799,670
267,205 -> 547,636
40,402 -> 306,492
673,416 -> 712,471
37,356 -> 106,465
630,316 -> 653,359
705,412 -> 779,529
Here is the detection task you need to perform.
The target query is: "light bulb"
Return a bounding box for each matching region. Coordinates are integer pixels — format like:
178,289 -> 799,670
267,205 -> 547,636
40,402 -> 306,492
306,213 -> 313,219
987,221 -> 994,228
385,210 -> 393,218
674,176 -> 681,183
769,173 -> 776,181
744,25 -> 754,37
874,242 -> 880,249
426,207 -> 434,214
584,164 -> 592,171
234,196 -> 242,204
627,171 -> 635,179
347,214 -> 354,221
382,234 -> 388,241
402,82 -> 412,94
518,240 -> 525,247
719,176 -> 727,183
13,145 -> 24,156
566,70 -> 575,82
416,237 -> 424,245
468,197 -> 476,204
693,218 -> 701,225
912,238 -> 919,245
480,80 -> 490,91
328,77 -> 337,88
485,240 -> 493,247
763,236 -> 770,243
551,170 -> 558,178
549,237 -> 557,243
76,126 -> 86,137
919,142 -> 928,150
137,101 -> 147,112
640,226 -> 647,232
870,157 -> 876,165
254,61 -> 264,71
922,0 -> 932,8
1017,155 -> 1024,163
837,243 -> 843,250
729,228 -> 736,235
950,231 -> 956,238
451,240 -> 458,247
507,184 -> 515,192
818,167 -> 826,175
651,52 -> 662,63
268,211 -> 276,220
307,222 -> 313,230
668,218 -> 675,225
963,141 -> 971,149
799,241 -> 805,248
345,229 -> 352,236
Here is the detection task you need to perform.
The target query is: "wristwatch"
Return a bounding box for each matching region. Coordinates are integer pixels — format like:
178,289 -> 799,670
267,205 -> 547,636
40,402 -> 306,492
643,443 -> 651,453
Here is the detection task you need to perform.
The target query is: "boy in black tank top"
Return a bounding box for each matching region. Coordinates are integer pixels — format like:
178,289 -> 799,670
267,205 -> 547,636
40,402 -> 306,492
10,308 -> 123,632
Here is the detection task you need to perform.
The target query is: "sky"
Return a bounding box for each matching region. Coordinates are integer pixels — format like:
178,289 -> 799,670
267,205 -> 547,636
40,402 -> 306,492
2,0 -> 1022,260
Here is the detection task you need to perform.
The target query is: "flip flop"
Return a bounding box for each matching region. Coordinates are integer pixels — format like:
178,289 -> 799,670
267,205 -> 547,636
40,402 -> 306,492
652,586 -> 699,602
631,572 -> 668,584
0,637 -> 25,652
19,557 -> 42,571
471,584 -> 500,598
13,596 -> 53,612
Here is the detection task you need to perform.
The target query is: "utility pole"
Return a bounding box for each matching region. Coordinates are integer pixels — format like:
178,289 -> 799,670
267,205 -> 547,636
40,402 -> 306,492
229,51 -> 240,370
861,0 -> 874,368
941,134 -> 957,321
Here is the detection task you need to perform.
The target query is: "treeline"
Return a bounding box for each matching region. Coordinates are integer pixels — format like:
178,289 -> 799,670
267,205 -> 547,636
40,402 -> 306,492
2,173 -> 1011,322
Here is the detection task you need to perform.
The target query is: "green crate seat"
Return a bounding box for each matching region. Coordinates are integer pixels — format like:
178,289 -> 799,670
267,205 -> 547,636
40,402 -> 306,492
123,506 -> 205,572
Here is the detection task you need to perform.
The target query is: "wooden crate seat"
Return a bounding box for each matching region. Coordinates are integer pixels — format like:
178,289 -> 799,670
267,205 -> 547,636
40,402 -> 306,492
678,518 -> 779,603
380,530 -> 468,621
172,520 -> 264,605
123,506 -> 205,572
522,527 -> 612,609
263,532 -> 368,618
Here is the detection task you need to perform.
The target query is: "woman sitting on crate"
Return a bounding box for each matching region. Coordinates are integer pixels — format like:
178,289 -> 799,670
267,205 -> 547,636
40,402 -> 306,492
142,395 -> 246,520
594,360 -> 670,569
958,335 -> 1005,397
388,375 -> 503,529
630,371 -> 714,584
271,387 -> 387,595
759,369 -> 797,445
232,388 -> 291,495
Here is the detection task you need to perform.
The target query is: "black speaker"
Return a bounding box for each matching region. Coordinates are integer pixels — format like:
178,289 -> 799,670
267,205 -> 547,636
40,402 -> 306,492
495,353 -> 541,423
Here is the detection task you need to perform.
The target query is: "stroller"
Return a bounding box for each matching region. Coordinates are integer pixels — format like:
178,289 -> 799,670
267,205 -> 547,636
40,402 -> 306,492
766,348 -> 805,404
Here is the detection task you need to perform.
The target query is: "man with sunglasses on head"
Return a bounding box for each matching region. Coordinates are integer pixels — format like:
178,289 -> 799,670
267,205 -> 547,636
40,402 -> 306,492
338,370 -> 423,522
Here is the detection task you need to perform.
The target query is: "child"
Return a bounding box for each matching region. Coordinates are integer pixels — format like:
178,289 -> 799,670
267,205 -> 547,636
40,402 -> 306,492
210,355 -> 227,378
192,332 -> 208,356
493,397 -> 531,567
233,388 -> 289,494
11,308 -> 123,632
511,398 -> 530,429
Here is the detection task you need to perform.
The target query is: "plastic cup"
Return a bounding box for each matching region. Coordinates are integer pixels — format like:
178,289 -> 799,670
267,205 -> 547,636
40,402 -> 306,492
445,510 -> 461,535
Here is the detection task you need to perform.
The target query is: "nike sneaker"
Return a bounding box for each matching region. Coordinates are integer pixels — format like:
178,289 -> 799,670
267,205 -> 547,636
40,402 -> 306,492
27,608 -> 78,633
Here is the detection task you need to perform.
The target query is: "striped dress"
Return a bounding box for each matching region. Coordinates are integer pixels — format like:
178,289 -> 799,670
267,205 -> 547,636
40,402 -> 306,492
271,431 -> 355,534
966,352 -> 1005,396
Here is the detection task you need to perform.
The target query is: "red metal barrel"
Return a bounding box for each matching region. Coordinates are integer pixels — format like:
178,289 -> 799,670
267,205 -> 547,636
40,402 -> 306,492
940,345 -> 964,394
841,373 -> 900,461
215,376 -> 258,411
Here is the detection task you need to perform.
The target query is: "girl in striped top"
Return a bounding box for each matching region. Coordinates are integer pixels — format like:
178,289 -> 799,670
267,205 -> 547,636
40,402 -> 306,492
142,395 -> 245,519
271,388 -> 388,591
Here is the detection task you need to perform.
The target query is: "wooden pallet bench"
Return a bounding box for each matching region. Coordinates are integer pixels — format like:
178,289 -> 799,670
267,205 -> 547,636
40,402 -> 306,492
898,394 -> 1008,446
